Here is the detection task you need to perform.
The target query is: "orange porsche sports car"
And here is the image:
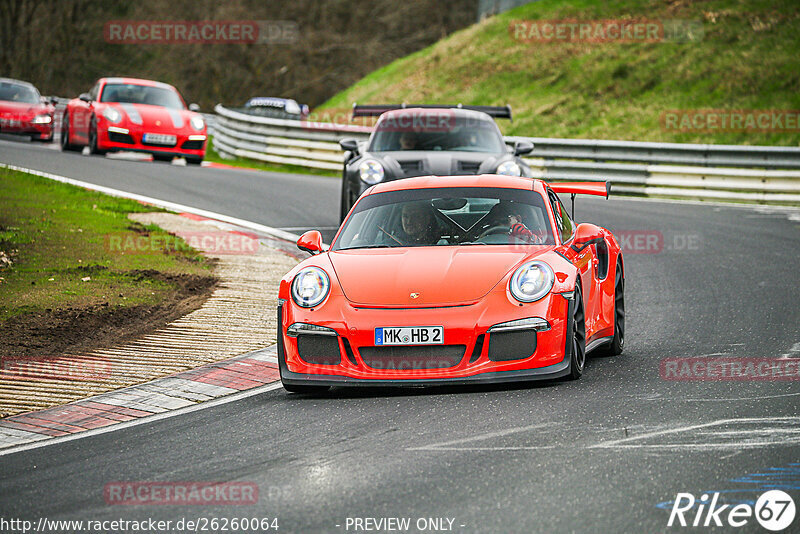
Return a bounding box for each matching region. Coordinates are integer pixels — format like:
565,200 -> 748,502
278,174 -> 623,392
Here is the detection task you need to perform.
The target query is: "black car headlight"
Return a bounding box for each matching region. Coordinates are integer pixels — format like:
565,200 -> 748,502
509,261 -> 554,303
358,159 -> 385,184
496,161 -> 521,176
291,267 -> 330,308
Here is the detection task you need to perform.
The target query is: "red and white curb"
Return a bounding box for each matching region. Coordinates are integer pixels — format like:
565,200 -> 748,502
0,346 -> 281,451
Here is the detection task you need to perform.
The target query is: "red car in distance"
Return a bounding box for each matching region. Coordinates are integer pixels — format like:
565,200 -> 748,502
61,77 -> 206,164
0,77 -> 55,142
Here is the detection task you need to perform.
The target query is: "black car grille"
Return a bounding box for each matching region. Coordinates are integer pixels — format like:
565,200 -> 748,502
181,139 -> 205,150
487,330 -> 537,362
297,335 -> 341,365
108,131 -> 134,144
359,345 -> 466,370
456,161 -> 481,174
399,160 -> 424,176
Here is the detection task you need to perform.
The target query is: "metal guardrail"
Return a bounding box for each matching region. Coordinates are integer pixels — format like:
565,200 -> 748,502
211,104 -> 800,204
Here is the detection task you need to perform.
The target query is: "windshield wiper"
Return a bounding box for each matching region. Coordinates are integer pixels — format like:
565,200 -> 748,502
338,244 -> 395,250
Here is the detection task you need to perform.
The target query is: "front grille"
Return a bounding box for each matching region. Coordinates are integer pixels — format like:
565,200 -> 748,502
399,160 -> 423,176
181,139 -> 205,150
359,345 -> 466,370
457,161 -> 481,174
297,335 -> 341,365
108,131 -> 134,144
487,330 -> 537,362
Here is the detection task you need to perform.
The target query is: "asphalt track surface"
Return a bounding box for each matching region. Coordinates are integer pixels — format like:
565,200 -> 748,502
1,136 -> 799,533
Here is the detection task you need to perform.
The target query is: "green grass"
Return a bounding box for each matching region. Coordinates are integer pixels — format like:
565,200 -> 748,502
206,136 -> 338,177
317,0 -> 800,146
0,167 -> 214,322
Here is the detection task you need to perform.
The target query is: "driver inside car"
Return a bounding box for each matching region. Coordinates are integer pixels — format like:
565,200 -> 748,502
483,201 -> 545,244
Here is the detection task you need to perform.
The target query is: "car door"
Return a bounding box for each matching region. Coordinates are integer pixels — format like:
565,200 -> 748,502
72,82 -> 101,142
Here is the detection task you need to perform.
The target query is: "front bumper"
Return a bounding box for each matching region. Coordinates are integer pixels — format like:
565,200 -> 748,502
97,126 -> 206,158
278,289 -> 572,387
0,116 -> 52,138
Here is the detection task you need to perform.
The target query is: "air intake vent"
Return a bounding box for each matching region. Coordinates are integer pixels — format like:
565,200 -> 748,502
457,161 -> 481,174
359,345 -> 465,370
399,160 -> 424,176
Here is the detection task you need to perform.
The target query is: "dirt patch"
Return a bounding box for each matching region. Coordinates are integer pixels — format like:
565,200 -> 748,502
0,271 -> 217,359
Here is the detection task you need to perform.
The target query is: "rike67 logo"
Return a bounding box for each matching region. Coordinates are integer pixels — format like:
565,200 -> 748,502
668,490 -> 795,531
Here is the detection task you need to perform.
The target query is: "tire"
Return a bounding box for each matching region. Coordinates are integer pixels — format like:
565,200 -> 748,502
186,156 -> 203,165
60,113 -> 80,152
282,382 -> 331,394
152,154 -> 174,162
595,259 -> 625,357
566,284 -> 586,380
88,116 -> 106,155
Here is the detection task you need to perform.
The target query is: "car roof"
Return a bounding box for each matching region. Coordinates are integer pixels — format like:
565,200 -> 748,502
0,77 -> 37,89
368,174 -> 548,195
98,77 -> 177,90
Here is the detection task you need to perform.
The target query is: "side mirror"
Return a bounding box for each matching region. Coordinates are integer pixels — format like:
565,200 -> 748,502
514,140 -> 534,156
189,103 -> 200,112
79,93 -> 92,103
49,97 -> 59,106
339,138 -> 359,154
297,230 -> 323,255
572,223 -> 603,250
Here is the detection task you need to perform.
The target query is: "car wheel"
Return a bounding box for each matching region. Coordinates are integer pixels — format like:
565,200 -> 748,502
566,284 -> 586,380
88,116 -> 106,155
60,113 -> 80,152
282,383 -> 331,394
152,154 -> 173,162
595,259 -> 625,357
186,156 -> 203,165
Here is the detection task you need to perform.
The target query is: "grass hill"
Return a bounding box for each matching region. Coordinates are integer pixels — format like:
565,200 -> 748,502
317,0 -> 800,146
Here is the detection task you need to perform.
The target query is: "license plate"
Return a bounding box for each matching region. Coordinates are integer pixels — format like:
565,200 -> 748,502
375,326 -> 443,346
143,133 -> 176,145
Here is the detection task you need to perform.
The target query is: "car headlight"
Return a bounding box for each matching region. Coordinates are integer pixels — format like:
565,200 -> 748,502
358,159 -> 385,184
291,267 -> 330,308
496,161 -> 521,176
102,107 -> 122,123
32,114 -> 52,124
190,116 -> 205,130
509,261 -> 554,303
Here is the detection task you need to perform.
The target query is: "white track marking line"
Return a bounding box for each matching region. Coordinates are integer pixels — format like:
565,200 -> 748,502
0,382 -> 284,458
0,162 -> 302,243
589,416 -> 800,449
408,423 -> 557,451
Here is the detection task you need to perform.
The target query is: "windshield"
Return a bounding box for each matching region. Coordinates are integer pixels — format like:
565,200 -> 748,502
0,82 -> 40,104
333,187 -> 554,250
368,114 -> 506,153
100,83 -> 185,109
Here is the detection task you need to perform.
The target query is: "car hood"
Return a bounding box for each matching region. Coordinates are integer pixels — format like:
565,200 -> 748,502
110,103 -> 195,130
0,101 -> 48,117
375,150 -> 508,177
329,246 -> 546,307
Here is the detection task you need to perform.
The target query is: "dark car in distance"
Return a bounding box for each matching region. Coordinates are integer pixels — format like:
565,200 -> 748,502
338,104 -> 534,221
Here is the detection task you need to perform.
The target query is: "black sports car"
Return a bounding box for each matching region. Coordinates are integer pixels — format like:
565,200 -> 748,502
338,104 -> 534,221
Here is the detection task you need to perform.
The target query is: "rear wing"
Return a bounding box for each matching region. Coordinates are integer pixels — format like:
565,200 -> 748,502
352,103 -> 513,120
549,181 -> 610,219
550,181 -> 610,199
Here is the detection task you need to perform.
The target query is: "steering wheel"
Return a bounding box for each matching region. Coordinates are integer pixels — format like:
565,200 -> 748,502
476,224 -> 510,240
377,224 -> 407,246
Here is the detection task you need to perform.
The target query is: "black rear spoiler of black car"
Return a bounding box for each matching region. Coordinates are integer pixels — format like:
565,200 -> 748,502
352,103 -> 513,120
